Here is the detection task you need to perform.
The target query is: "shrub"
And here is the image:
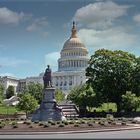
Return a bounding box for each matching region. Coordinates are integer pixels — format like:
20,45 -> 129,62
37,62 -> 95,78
80,120 -> 86,124
112,122 -> 116,125
56,121 -> 61,124
48,120 -> 53,124
12,121 -> 17,125
34,121 -> 39,124
121,122 -> 126,125
26,121 -> 32,125
39,122 -> 44,126
69,121 -> 74,124
13,124 -> 18,128
88,123 -> 93,126
108,121 -> 112,124
63,121 -> 68,125
58,124 -> 64,127
106,114 -> 114,120
74,124 -> 79,127
44,123 -> 50,128
0,124 -> 4,128
132,120 -> 137,124
29,125 -> 33,128
51,122 -> 56,125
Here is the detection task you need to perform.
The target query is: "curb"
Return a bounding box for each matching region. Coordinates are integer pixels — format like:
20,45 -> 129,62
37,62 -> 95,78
0,126 -> 140,135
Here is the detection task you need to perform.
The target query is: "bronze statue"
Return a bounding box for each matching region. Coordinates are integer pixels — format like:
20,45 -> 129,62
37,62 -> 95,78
43,65 -> 52,88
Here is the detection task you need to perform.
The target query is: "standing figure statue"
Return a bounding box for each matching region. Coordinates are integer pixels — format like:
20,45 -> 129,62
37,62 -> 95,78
43,65 -> 52,88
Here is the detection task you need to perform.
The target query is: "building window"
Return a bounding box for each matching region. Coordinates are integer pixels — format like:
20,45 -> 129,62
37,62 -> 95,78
60,81 -> 63,86
69,81 -> 72,86
64,81 -> 67,86
56,82 -> 58,86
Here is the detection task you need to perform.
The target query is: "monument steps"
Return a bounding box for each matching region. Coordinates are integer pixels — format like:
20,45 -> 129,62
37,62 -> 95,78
59,103 -> 79,118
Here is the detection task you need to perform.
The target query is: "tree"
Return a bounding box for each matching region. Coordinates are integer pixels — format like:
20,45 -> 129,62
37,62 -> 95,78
121,91 -> 140,112
86,49 -> 137,112
17,93 -> 38,116
0,84 -> 4,104
55,88 -> 65,103
22,82 -> 43,104
131,57 -> 140,96
67,84 -> 97,113
6,85 -> 15,99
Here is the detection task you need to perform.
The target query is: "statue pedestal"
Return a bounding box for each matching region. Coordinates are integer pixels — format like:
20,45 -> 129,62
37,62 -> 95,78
32,87 -> 66,122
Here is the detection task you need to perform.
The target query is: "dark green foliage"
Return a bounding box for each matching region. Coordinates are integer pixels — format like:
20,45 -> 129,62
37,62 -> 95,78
88,123 -> 93,126
86,49 -> 139,112
74,124 -> 79,127
17,93 -> 38,116
67,83 -> 97,113
6,85 -> 15,99
0,84 -> 4,104
13,124 -> 18,128
58,124 -> 64,127
20,82 -> 43,104
44,123 -> 50,128
121,91 -> 140,112
55,88 -> 65,103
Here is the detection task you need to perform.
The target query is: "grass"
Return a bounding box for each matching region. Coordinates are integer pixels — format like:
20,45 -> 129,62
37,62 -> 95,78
88,103 -> 117,112
0,104 -> 18,114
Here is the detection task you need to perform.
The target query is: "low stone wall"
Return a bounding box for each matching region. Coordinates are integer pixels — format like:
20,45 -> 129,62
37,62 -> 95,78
79,111 -> 140,118
0,113 -> 26,119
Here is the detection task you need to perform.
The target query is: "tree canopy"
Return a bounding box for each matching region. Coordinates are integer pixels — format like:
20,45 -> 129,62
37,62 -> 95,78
6,85 -> 15,99
121,91 -> 140,112
55,88 -> 65,103
86,49 -> 138,112
17,93 -> 38,116
21,82 -> 43,104
67,84 -> 97,113
0,84 -> 4,104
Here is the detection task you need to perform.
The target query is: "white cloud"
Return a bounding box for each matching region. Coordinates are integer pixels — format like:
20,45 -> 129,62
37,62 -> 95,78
26,17 -> 48,32
0,7 -> 24,24
73,1 -> 132,29
78,27 -> 138,53
133,14 -> 140,24
0,57 -> 29,67
45,52 -> 60,71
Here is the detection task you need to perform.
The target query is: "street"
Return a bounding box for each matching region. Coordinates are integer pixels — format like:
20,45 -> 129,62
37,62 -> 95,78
1,129 -> 140,139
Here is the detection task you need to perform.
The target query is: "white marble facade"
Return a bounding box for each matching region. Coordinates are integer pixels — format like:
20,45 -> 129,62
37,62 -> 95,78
0,76 -> 19,95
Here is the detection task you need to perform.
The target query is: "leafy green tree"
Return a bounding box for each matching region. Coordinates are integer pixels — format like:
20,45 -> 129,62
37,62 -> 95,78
22,82 -> 43,104
131,57 -> 140,96
86,49 -> 137,112
0,84 -> 4,104
67,84 -> 97,113
55,88 -> 65,103
121,91 -> 140,112
17,93 -> 38,116
6,85 -> 15,99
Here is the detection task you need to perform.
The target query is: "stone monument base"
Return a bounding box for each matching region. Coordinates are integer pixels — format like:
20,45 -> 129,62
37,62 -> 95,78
32,88 -> 66,122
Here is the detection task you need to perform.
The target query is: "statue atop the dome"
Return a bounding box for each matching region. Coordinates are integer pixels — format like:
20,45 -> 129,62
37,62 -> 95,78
43,65 -> 52,88
71,21 -> 77,38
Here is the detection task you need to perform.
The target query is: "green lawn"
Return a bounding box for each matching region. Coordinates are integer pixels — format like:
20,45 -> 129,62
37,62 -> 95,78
0,104 -> 18,114
88,103 -> 117,112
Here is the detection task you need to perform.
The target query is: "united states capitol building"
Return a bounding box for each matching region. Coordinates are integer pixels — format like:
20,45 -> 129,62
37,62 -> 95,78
0,22 -> 89,94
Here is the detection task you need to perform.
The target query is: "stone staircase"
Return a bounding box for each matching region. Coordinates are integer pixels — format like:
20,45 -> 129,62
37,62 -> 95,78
59,101 -> 79,118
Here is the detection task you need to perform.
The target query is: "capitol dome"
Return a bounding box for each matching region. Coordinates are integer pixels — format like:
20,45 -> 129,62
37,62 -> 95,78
58,22 -> 89,72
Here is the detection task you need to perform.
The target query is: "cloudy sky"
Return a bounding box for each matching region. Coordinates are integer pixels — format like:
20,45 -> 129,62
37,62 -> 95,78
0,0 -> 140,78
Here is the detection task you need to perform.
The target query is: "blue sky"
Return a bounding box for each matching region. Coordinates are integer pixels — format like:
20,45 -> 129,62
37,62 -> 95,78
0,0 -> 140,78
